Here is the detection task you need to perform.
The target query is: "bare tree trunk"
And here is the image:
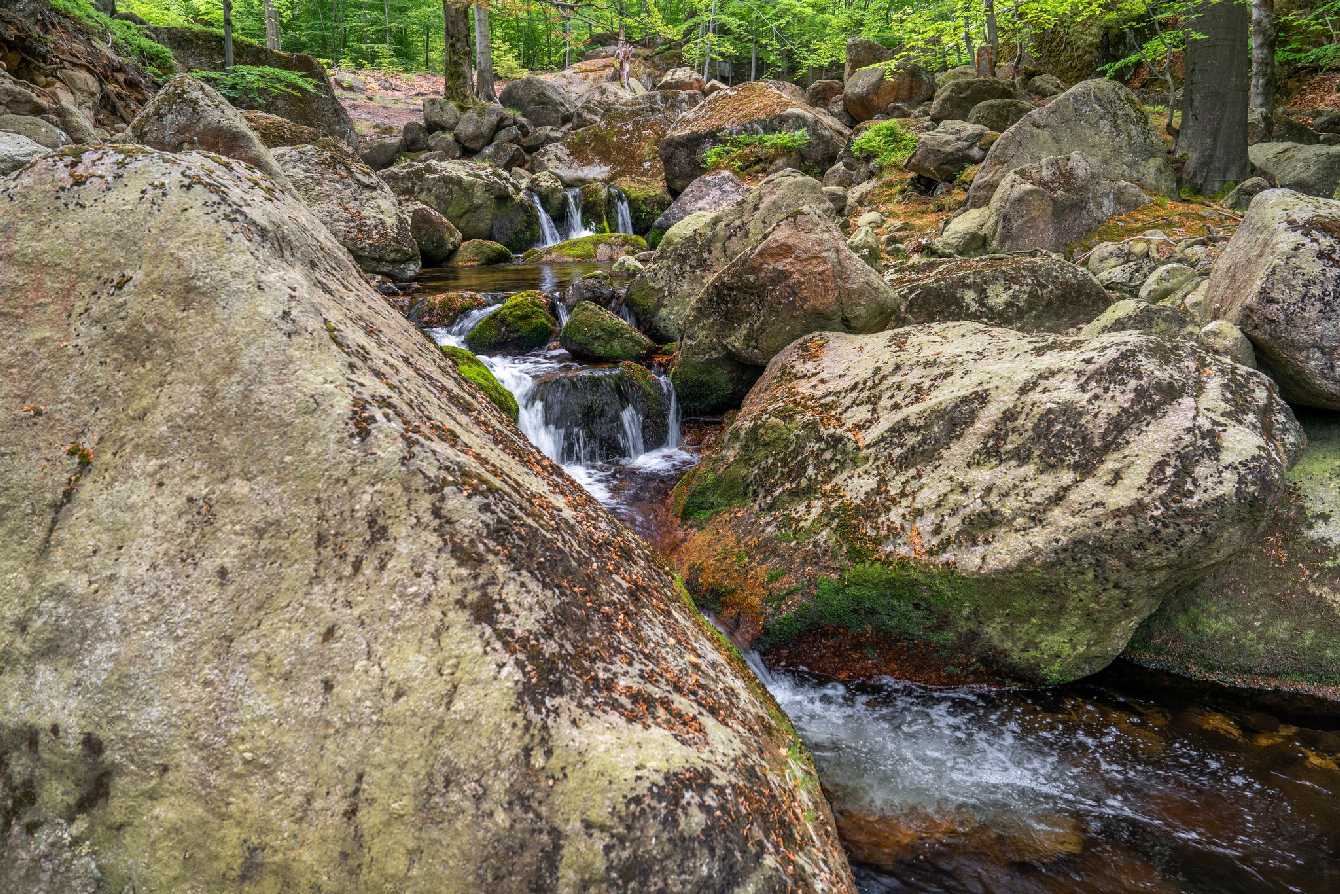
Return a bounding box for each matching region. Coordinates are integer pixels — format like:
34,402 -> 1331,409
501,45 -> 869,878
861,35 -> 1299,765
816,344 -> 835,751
702,0 -> 717,81
981,0 -> 998,75
222,0 -> 234,69
263,0 -> 280,50
1177,0 -> 1251,194
1250,0 -> 1277,130
383,0 -> 392,47
962,17 -> 974,63
474,2 -> 496,101
442,0 -> 473,104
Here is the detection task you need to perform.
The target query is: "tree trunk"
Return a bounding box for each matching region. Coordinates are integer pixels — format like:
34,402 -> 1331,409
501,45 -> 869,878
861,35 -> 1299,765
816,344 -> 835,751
474,3 -> 496,101
1250,0 -> 1277,129
962,17 -> 974,63
222,0 -> 234,69
263,0 -> 280,51
442,1 -> 473,104
1177,0 -> 1251,194
982,0 -> 998,75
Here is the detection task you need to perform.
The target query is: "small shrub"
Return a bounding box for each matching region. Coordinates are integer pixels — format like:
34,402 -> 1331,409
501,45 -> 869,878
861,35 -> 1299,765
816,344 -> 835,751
192,65 -> 318,103
702,129 -> 811,173
850,119 -> 918,169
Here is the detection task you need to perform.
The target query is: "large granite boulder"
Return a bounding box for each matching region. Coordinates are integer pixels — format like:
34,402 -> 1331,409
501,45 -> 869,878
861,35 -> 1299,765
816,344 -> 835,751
981,152 -> 1151,253
129,75 -> 291,186
844,37 -> 894,80
241,109 -> 322,148
1127,413 -> 1340,703
929,77 -> 1019,123
560,300 -> 655,362
904,119 -> 988,182
380,159 -> 539,252
627,170 -> 836,342
843,64 -> 935,122
148,27 -> 357,146
967,78 -> 1176,208
886,253 -> 1114,333
499,77 -> 576,128
672,210 -> 900,414
660,81 -> 851,193
403,199 -> 462,265
1248,142 -> 1340,199
274,140 -> 420,280
650,169 -> 750,235
455,104 -> 507,152
0,145 -> 854,893
1209,189 -> 1340,409
966,98 -> 1034,132
671,322 -> 1302,685
0,112 -> 69,148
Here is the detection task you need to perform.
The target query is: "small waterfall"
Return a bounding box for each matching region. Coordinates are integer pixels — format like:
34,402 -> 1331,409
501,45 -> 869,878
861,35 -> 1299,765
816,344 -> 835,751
660,373 -> 682,449
563,187 -> 593,240
611,187 -> 634,235
528,191 -> 561,247
616,302 -> 638,329
442,301 -> 503,342
555,300 -> 571,328
619,404 -> 646,458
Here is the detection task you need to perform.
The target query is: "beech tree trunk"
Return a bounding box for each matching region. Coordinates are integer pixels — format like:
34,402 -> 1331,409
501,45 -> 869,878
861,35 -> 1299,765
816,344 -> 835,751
1176,0 -> 1250,194
1250,0 -> 1277,128
222,0 -> 235,69
263,0 -> 280,50
474,2 -> 496,102
442,1 -> 473,104
981,0 -> 998,76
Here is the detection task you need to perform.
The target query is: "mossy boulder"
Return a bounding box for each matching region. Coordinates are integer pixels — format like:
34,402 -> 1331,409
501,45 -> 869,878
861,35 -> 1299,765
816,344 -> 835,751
464,290 -> 557,353
453,238 -> 513,267
672,322 -> 1303,686
1126,413 -> 1340,704
439,344 -> 519,419
0,145 -> 854,893
560,301 -> 655,362
522,232 -> 646,264
527,365 -> 672,463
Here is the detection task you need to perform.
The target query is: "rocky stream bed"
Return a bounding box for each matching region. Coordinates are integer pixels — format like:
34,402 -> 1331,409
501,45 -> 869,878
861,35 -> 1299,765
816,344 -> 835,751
416,259 -> 1340,894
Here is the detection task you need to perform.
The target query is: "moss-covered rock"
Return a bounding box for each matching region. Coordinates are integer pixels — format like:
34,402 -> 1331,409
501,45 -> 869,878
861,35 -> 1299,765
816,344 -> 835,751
672,322 -> 1303,686
559,301 -> 655,362
0,145 -> 855,893
439,344 -> 519,419
522,232 -> 647,263
1125,412 -> 1340,703
453,238 -> 513,267
464,290 -> 557,353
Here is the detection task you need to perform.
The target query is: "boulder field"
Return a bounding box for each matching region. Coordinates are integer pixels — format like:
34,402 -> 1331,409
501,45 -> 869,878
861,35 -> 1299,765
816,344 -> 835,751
0,147 -> 854,893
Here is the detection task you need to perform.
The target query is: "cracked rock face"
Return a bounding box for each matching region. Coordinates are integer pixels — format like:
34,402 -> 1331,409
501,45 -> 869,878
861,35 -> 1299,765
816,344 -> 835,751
1210,188 -> 1340,410
672,322 -> 1302,685
0,147 -> 853,894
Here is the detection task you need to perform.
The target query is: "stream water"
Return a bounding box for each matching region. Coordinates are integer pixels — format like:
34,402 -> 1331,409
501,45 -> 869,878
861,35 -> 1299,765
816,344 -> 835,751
418,261 -> 1340,893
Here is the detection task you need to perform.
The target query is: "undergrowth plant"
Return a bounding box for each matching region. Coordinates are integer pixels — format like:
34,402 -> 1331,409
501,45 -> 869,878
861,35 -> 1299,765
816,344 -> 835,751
850,119 -> 918,169
50,0 -> 176,79
192,65 -> 318,103
702,130 -> 811,174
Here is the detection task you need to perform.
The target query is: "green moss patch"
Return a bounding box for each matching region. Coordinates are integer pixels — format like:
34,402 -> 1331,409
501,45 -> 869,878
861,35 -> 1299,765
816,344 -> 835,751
440,345 -> 519,420
464,290 -> 556,354
559,301 -> 654,362
522,233 -> 647,263
453,239 -> 514,267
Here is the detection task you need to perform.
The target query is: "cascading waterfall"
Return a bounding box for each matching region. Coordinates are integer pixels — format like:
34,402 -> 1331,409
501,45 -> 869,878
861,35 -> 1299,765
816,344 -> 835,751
528,191 -> 561,247
563,187 -> 593,240
611,187 -> 634,235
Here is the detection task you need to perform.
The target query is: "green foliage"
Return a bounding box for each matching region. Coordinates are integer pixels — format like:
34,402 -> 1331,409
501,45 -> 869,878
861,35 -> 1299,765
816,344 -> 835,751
191,65 -> 317,102
440,345 -> 519,420
51,0 -> 177,78
702,129 -> 811,173
1279,0 -> 1340,71
850,119 -> 917,169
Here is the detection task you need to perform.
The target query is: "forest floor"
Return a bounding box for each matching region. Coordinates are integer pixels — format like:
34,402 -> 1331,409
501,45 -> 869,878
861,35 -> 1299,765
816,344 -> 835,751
330,68 -> 455,136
